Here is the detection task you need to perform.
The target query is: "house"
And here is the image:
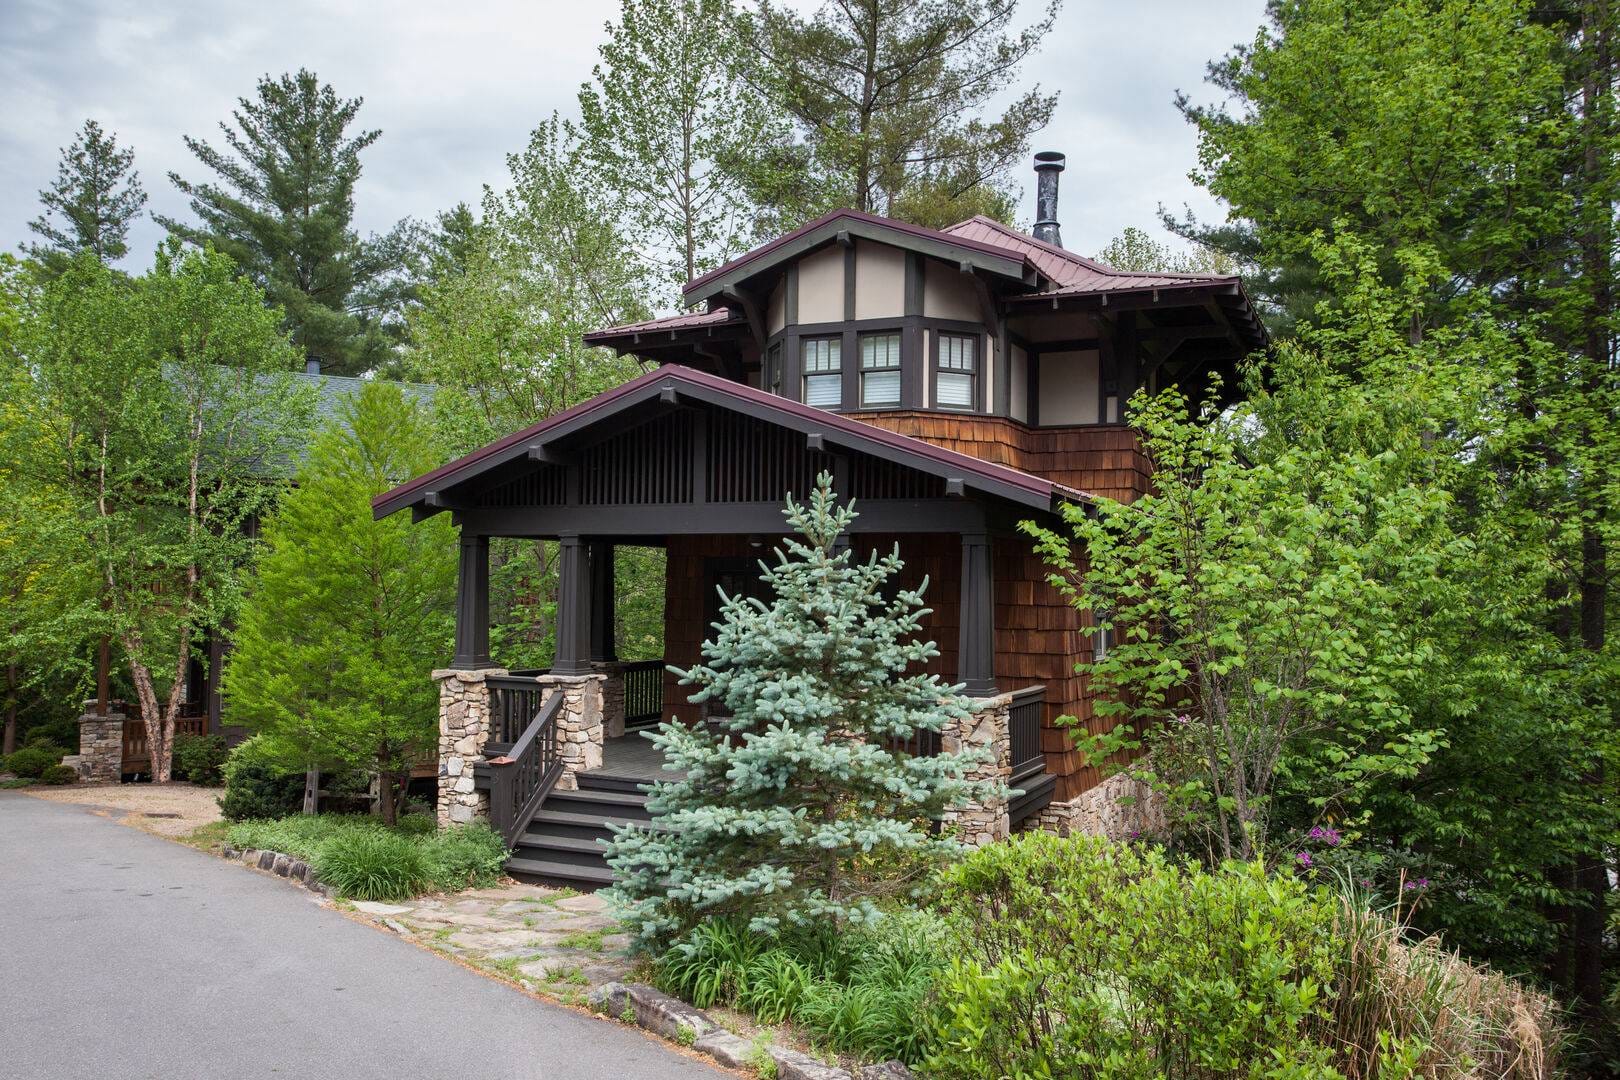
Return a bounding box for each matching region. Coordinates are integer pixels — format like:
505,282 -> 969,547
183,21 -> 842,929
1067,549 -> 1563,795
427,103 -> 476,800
372,153 -> 1264,887
104,364 -> 437,780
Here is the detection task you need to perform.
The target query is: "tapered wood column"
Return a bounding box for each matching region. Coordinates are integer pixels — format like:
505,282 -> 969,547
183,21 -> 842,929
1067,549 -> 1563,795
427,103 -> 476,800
589,541 -> 617,663
958,532 -> 997,696
453,532 -> 494,669
553,534 -> 592,675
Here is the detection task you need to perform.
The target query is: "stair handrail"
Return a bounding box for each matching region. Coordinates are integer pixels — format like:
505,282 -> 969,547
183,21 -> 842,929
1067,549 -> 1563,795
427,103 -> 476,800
484,691 -> 565,848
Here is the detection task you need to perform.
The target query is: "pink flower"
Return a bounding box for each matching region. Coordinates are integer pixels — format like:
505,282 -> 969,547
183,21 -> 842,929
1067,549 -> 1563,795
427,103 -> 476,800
1296,851 -> 1313,868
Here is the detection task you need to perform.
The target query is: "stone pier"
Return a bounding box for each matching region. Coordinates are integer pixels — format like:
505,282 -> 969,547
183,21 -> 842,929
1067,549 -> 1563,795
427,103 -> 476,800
71,707 -> 126,783
939,692 -> 1013,846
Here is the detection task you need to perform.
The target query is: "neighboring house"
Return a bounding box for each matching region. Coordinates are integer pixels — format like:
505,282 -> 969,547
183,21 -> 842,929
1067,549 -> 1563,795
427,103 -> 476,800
372,154 -> 1265,887
163,365 -> 435,756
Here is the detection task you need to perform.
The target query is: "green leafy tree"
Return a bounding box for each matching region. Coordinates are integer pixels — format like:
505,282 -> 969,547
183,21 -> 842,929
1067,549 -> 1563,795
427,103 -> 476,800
8,246 -> 312,781
1175,0 -> 1620,1036
1025,369 -> 1451,863
605,475 -> 992,948
1094,226 -> 1234,276
25,120 -> 148,271
223,382 -> 454,824
578,0 -> 782,291
158,69 -> 414,376
751,0 -> 1060,228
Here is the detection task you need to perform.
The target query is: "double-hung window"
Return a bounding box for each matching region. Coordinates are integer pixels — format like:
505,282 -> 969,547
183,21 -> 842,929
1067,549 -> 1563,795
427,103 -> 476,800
764,341 -> 783,395
801,336 -> 842,408
936,333 -> 977,410
859,331 -> 902,408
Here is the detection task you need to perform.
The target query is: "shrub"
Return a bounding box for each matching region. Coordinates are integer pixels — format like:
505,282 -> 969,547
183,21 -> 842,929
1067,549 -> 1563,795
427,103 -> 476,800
736,951 -> 812,1024
656,918 -> 764,1008
926,832 -> 1343,1079
39,764 -> 77,786
422,823 -> 508,891
226,813 -> 385,861
312,828 -> 430,901
24,718 -> 78,751
172,733 -> 228,786
5,746 -> 62,779
218,736 -> 304,821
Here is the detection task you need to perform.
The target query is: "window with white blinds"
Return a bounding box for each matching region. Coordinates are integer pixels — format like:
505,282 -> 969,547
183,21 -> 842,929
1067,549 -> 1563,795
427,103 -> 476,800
936,333 -> 976,410
801,337 -> 842,408
859,331 -> 901,407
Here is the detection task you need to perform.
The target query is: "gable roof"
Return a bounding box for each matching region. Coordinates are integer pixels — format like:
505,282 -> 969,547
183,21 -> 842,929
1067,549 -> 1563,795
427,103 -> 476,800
943,215 -> 1240,296
372,364 -> 1091,520
679,208 -> 1041,308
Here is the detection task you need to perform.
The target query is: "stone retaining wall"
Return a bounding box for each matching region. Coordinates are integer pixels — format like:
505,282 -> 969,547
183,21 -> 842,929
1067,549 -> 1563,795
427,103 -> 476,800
1028,769 -> 1166,839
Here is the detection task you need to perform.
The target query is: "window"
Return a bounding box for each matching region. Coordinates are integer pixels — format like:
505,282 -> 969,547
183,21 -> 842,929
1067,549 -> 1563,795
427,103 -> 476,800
765,341 -> 783,395
802,336 -> 842,407
936,333 -> 977,410
859,332 -> 901,407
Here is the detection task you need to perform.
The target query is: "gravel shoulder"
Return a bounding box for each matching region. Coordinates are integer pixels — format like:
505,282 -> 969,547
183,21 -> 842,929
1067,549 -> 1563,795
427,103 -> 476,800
23,780 -> 223,836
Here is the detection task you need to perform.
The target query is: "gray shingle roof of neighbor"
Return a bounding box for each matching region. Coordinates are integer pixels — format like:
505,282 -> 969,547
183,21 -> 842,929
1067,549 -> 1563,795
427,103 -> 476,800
248,371 -> 438,479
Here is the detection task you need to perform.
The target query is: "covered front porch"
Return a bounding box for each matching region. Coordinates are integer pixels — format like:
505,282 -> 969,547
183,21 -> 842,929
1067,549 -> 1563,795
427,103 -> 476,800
375,366 -> 1070,879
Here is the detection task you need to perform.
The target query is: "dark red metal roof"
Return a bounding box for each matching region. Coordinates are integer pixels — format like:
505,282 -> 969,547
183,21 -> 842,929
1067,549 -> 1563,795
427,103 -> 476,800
372,364 -> 1092,520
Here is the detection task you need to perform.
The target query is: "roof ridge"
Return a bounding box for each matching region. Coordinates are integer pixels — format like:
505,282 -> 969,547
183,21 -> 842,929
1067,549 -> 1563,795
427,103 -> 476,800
946,215 -> 1119,274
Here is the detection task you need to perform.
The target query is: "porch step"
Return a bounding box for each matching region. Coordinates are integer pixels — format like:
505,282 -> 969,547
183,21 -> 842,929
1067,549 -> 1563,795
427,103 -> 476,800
576,771 -> 654,796
504,782 -> 654,890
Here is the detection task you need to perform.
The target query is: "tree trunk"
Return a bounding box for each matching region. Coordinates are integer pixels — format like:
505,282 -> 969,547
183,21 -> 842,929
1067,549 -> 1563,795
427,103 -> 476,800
376,759 -> 398,826
3,661 -> 16,757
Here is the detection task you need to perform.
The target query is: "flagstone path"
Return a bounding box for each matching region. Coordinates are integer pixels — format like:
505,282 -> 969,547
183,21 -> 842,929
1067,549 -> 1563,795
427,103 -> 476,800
350,881 -> 640,1004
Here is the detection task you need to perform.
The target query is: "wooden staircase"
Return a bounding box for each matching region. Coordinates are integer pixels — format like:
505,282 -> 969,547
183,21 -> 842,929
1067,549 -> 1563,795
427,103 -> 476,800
504,771 -> 651,890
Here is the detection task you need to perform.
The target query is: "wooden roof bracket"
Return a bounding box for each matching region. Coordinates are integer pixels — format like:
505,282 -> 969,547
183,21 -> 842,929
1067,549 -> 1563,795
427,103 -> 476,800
721,286 -> 766,352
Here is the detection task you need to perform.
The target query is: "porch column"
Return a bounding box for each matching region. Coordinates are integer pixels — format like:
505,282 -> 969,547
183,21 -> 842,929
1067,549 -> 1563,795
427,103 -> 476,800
452,532 -> 494,669
958,532 -> 997,696
589,541 -> 617,663
553,534 -> 593,676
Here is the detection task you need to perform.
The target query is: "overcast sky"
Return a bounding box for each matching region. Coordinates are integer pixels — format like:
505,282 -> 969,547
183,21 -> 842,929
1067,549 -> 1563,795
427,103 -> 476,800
1,0 -> 1267,278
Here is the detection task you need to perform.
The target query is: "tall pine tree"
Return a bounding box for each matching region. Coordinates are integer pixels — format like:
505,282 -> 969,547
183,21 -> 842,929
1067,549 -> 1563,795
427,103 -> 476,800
751,0 -> 1060,228
158,69 -> 414,376
223,381 -> 455,824
26,119 -> 147,271
605,475 -> 993,948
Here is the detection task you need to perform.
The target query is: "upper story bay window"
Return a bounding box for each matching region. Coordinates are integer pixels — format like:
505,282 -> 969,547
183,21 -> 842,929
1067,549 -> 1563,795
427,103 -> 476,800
801,336 -> 842,407
935,332 -> 978,411
859,331 -> 902,408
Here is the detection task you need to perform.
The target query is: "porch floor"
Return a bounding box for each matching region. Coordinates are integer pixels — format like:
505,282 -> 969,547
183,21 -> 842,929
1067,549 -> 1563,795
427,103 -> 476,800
594,731 -> 673,782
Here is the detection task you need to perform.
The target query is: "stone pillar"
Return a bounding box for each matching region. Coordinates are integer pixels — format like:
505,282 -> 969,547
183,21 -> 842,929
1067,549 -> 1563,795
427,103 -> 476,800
940,691 -> 1012,846
536,673 -> 605,790
73,706 -> 125,783
595,662 -> 627,740
434,667 -> 506,826
1030,773 -> 1167,840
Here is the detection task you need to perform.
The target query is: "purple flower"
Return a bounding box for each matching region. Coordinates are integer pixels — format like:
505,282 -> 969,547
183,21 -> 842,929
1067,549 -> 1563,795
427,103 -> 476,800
1403,878 -> 1430,891
1359,879 -> 1374,888
1128,830 -> 1140,839
1296,851 -> 1313,868
1307,825 -> 1342,847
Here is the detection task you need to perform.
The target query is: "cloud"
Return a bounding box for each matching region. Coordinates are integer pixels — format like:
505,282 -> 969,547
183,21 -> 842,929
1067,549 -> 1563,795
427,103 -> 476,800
0,0 -> 1266,272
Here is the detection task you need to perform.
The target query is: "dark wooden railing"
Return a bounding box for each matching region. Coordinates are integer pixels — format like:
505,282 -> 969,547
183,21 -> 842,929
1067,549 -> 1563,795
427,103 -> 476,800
621,660 -> 664,728
1008,685 -> 1045,779
120,711 -> 209,776
888,727 -> 942,758
486,675 -> 548,751
482,690 -> 565,847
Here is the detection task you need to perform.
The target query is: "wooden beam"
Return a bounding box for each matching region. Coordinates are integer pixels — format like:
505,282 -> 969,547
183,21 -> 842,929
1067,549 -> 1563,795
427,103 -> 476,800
722,287 -> 766,351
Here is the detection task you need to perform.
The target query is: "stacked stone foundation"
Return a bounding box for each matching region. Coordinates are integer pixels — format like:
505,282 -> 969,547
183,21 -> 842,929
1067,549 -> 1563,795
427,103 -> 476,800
1027,770 -> 1166,840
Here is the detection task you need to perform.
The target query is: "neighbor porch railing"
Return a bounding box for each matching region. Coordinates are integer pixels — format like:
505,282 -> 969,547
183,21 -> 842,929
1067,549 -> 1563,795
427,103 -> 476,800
621,660 -> 664,728
480,689 -> 565,847
119,710 -> 208,777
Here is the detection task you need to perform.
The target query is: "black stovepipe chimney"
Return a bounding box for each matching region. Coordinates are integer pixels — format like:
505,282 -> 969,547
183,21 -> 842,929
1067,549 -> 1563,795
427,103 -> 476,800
1032,151 -> 1066,247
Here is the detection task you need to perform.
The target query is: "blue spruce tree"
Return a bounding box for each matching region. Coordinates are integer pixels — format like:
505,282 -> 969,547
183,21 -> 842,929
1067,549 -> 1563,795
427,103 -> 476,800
604,473 -> 994,948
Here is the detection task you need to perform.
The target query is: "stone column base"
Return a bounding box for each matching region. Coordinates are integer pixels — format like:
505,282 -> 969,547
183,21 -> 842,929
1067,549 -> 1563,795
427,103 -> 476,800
434,668 -> 505,827
75,709 -> 125,783
537,674 -> 605,790
939,691 -> 1013,846
1029,771 -> 1166,840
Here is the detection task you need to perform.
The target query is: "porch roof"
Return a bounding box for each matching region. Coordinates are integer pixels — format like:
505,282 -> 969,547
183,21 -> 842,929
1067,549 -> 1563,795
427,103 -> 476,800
371,364 -> 1094,521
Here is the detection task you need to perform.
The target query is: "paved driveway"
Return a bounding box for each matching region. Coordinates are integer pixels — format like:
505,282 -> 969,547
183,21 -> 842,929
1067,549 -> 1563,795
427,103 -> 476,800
1,791 -> 726,1080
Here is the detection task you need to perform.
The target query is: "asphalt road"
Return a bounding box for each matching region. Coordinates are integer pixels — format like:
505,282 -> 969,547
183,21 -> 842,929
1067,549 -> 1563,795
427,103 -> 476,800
0,791 -> 726,1080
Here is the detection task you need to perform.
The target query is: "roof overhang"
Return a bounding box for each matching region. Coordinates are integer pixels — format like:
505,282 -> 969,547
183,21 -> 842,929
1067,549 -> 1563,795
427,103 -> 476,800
372,365 -> 1089,521
681,209 -> 1042,309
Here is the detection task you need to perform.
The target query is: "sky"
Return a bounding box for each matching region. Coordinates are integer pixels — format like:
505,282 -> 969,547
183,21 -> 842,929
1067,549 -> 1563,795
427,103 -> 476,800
1,0 -> 1268,277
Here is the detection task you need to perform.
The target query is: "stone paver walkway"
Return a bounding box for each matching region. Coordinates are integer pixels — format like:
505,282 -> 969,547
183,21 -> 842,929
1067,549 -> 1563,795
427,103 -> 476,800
351,881 -> 638,1004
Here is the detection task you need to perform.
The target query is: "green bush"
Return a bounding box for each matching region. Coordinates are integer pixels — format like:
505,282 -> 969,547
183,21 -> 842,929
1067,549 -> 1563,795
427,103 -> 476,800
5,746 -> 62,778
218,736 -> 304,821
39,764 -> 77,786
925,832 -> 1342,1079
422,823 -> 508,891
227,813 -> 386,861
173,733 -> 228,786
24,718 -> 78,751
311,828 -> 431,901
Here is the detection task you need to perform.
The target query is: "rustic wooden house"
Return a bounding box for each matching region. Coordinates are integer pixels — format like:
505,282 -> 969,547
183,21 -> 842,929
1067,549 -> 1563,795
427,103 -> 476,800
373,153 -> 1264,887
